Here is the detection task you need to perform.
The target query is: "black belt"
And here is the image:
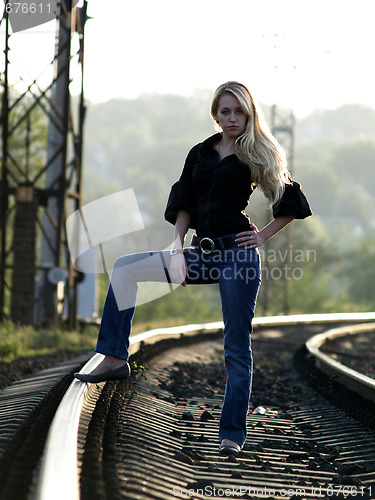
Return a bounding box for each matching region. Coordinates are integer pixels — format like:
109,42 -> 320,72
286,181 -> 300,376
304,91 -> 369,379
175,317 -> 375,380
191,234 -> 237,254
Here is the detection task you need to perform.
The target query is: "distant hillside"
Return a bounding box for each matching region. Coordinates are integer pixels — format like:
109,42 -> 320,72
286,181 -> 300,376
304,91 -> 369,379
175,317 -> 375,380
82,96 -> 375,246
296,104 -> 375,144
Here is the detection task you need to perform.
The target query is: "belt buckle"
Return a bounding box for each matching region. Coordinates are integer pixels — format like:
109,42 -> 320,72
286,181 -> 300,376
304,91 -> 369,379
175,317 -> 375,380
200,237 -> 215,254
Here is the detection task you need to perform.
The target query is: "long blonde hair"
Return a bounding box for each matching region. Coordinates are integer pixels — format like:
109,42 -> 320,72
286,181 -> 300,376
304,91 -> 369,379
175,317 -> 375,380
210,81 -> 291,205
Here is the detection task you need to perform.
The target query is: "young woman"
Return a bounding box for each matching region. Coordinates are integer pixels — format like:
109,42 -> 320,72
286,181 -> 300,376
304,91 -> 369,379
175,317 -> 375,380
75,81 -> 312,455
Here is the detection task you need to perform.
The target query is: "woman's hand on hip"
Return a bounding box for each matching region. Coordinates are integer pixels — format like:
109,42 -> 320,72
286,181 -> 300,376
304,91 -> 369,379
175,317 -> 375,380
235,224 -> 265,249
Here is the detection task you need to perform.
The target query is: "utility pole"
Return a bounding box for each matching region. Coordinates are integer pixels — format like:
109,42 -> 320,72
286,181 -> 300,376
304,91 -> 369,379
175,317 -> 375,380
271,104 -> 295,315
0,10 -> 10,323
0,1 -> 88,326
33,0 -> 72,324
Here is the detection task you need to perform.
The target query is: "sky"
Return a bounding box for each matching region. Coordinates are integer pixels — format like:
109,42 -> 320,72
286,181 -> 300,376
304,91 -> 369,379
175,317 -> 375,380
1,0 -> 375,117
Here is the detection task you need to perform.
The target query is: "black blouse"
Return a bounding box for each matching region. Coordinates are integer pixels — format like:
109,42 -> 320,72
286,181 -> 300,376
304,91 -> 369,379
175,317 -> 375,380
164,133 -> 312,238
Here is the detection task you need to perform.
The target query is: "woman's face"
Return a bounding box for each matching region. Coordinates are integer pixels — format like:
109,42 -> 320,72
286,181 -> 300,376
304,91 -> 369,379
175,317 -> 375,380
215,93 -> 247,140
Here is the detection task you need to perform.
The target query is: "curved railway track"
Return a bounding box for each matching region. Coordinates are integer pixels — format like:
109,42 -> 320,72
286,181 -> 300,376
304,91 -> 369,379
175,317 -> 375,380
313,324 -> 375,383
0,314 -> 375,500
306,323 -> 375,403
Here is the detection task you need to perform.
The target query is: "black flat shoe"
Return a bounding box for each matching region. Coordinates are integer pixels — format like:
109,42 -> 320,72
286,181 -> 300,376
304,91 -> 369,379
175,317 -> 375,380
219,440 -> 241,455
74,362 -> 131,383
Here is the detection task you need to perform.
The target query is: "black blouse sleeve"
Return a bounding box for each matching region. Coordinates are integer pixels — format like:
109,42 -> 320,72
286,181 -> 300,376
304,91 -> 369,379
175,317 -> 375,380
164,146 -> 198,227
272,181 -> 313,219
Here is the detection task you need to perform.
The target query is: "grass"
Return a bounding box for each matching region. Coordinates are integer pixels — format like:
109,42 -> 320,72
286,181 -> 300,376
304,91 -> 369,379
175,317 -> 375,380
0,315 -> 222,363
0,320 -> 100,362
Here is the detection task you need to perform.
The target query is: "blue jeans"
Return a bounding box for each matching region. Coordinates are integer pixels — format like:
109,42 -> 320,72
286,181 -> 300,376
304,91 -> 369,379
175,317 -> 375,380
96,236 -> 261,447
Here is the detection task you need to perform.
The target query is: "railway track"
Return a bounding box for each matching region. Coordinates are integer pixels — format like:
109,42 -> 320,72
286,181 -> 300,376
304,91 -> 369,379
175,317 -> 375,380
0,314 -> 375,500
314,324 -> 375,382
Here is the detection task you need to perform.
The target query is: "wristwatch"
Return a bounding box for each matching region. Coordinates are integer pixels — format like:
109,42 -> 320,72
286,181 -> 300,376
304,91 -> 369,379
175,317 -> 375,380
170,248 -> 183,256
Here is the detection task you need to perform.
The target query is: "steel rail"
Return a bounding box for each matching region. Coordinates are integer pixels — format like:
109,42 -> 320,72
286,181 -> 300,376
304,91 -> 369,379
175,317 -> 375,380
35,312 -> 375,500
305,322 -> 375,401
34,354 -> 104,500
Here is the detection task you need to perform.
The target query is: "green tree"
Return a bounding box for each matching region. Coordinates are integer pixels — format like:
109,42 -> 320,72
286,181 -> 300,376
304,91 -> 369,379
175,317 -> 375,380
341,238 -> 375,309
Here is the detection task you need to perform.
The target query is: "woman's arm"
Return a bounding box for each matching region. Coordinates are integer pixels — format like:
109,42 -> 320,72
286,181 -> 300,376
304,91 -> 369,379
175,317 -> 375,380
169,210 -> 191,286
172,210 -> 191,250
236,215 -> 295,249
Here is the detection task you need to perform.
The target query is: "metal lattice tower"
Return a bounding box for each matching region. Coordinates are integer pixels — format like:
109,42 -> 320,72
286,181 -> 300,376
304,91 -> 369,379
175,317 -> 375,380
0,1 -> 88,327
271,104 -> 295,177
271,104 -> 295,315
260,105 -> 295,315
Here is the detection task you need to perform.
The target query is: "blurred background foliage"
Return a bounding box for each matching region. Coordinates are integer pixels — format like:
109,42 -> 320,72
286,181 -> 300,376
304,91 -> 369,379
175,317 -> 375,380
80,92 -> 375,328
